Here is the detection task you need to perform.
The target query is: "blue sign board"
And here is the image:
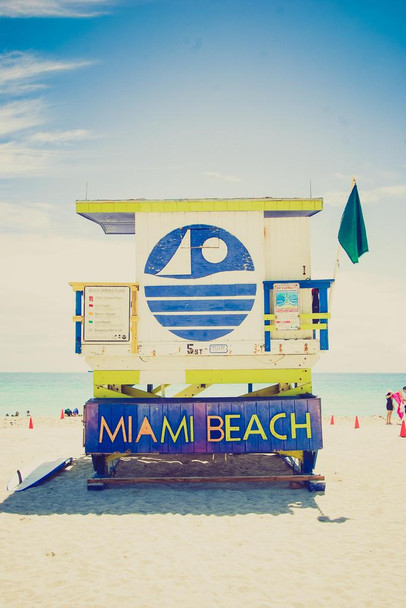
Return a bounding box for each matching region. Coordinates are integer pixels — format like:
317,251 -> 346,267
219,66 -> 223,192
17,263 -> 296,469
84,396 -> 322,455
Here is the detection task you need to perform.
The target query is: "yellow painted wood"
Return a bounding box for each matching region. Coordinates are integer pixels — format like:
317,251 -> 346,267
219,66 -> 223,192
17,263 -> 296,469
93,385 -> 133,398
241,383 -> 289,397
173,384 -> 210,398
70,281 -> 139,292
300,312 -> 331,319
264,313 -> 330,321
93,370 -> 140,386
131,318 -> 138,354
93,384 -> 160,399
277,450 -> 304,462
242,381 -> 312,397
264,323 -> 327,332
152,384 -> 170,395
185,369 -> 311,384
76,198 -> 323,214
131,286 -> 138,354
274,382 -> 313,396
120,386 -> 156,398
105,453 -> 128,464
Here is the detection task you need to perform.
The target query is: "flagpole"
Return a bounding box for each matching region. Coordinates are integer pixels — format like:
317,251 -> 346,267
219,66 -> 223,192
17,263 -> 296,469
328,246 -> 341,312
328,177 -> 357,312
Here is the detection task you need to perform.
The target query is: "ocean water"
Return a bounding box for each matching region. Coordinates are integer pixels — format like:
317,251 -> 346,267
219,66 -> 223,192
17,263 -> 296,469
0,372 -> 405,419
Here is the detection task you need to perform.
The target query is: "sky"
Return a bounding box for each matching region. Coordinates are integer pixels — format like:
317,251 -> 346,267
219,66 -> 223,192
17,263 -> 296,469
0,0 -> 405,373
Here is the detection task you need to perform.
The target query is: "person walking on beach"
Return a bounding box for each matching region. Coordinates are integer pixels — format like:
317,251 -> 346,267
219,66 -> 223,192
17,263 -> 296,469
386,392 -> 394,425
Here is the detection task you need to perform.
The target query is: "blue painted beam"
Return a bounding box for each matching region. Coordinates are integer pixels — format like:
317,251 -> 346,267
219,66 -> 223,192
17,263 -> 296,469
264,282 -> 271,352
75,291 -> 82,354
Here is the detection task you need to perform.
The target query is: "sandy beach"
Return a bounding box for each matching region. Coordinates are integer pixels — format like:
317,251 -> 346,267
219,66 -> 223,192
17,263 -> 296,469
0,415 -> 405,608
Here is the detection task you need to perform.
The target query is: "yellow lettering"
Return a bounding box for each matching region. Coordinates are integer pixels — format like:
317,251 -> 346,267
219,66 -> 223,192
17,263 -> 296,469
135,416 -> 157,443
99,415 -> 127,443
243,414 -> 267,440
207,415 -> 224,442
269,413 -> 287,440
190,415 -> 194,442
290,412 -> 312,439
128,415 -> 132,443
225,414 -> 241,441
160,415 -> 189,443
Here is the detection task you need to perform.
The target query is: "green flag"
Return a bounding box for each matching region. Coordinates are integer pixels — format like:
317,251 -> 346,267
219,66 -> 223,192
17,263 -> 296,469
338,183 -> 369,263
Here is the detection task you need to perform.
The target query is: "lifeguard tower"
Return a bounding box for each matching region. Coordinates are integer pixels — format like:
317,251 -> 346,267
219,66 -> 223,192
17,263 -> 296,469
70,197 -> 332,490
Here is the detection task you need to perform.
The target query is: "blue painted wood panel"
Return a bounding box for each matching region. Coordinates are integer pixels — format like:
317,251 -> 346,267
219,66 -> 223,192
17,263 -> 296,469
85,396 -> 322,455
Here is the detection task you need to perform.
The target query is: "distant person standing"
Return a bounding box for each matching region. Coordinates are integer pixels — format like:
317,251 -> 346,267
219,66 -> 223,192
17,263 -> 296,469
391,390 -> 403,420
401,387 -> 406,418
386,392 -> 394,425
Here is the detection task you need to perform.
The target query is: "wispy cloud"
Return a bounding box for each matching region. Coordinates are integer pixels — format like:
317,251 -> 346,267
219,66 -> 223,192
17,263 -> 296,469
0,99 -> 45,136
325,184 -> 406,206
0,201 -> 52,232
29,129 -> 93,143
0,0 -> 114,17
0,51 -> 93,94
0,141 -> 55,176
362,184 -> 406,203
203,171 -> 242,183
0,51 -> 95,177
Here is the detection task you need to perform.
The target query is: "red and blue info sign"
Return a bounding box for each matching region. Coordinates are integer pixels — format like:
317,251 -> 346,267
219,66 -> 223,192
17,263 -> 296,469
84,396 -> 322,454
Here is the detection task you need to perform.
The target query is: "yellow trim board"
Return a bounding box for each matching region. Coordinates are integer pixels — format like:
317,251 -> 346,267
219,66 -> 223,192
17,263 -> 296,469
93,370 -> 140,386
70,281 -> 138,292
76,198 -> 323,214
185,369 -> 311,384
264,324 -> 327,332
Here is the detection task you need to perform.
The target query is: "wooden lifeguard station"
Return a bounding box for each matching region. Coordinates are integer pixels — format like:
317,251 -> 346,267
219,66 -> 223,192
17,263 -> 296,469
70,197 -> 332,490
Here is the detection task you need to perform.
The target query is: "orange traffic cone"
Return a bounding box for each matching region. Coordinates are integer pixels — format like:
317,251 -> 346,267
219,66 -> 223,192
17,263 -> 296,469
400,420 -> 406,438
330,415 -> 335,425
354,416 -> 360,429
60,409 -> 64,420
28,417 -> 33,429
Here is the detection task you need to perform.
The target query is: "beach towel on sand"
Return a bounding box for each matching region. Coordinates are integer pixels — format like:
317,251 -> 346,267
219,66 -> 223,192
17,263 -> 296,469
391,392 -> 404,419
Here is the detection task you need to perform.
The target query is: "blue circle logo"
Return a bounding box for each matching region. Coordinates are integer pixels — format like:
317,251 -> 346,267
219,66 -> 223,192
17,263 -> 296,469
144,224 -> 256,341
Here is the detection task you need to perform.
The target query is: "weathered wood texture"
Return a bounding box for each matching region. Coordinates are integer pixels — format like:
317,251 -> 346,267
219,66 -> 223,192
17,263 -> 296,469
84,395 -> 322,455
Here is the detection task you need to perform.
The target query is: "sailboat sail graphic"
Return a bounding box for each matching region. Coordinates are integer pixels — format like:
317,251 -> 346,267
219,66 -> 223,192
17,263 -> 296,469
157,229 -> 191,276
144,224 -> 257,341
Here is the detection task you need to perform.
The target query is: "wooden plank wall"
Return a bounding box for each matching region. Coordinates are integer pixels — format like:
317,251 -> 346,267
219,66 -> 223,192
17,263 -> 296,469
85,396 -> 322,455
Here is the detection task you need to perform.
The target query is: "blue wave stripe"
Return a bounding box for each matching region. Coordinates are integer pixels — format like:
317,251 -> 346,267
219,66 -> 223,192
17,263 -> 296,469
147,298 -> 254,312
145,284 -> 257,298
170,329 -> 233,341
154,313 -> 247,327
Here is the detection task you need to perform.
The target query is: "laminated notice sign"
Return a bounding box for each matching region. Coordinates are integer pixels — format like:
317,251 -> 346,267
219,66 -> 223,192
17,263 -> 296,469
274,283 -> 300,330
83,286 -> 131,342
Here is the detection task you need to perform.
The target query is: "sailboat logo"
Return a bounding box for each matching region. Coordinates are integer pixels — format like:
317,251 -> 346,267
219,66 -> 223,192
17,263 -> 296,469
144,224 -> 256,341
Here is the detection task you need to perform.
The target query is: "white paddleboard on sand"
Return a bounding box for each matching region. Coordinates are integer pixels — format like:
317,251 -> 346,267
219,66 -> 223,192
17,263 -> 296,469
6,457 -> 73,492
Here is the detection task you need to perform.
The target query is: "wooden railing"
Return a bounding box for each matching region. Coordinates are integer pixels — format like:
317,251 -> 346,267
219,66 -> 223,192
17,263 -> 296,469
70,282 -> 139,354
263,279 -> 333,352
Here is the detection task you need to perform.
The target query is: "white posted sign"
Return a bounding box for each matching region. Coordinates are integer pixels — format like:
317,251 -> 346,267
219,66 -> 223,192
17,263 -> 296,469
274,283 -> 300,330
83,286 -> 131,342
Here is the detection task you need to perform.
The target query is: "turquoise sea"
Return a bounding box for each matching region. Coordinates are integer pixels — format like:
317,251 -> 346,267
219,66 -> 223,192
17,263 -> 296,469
0,372 -> 405,418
